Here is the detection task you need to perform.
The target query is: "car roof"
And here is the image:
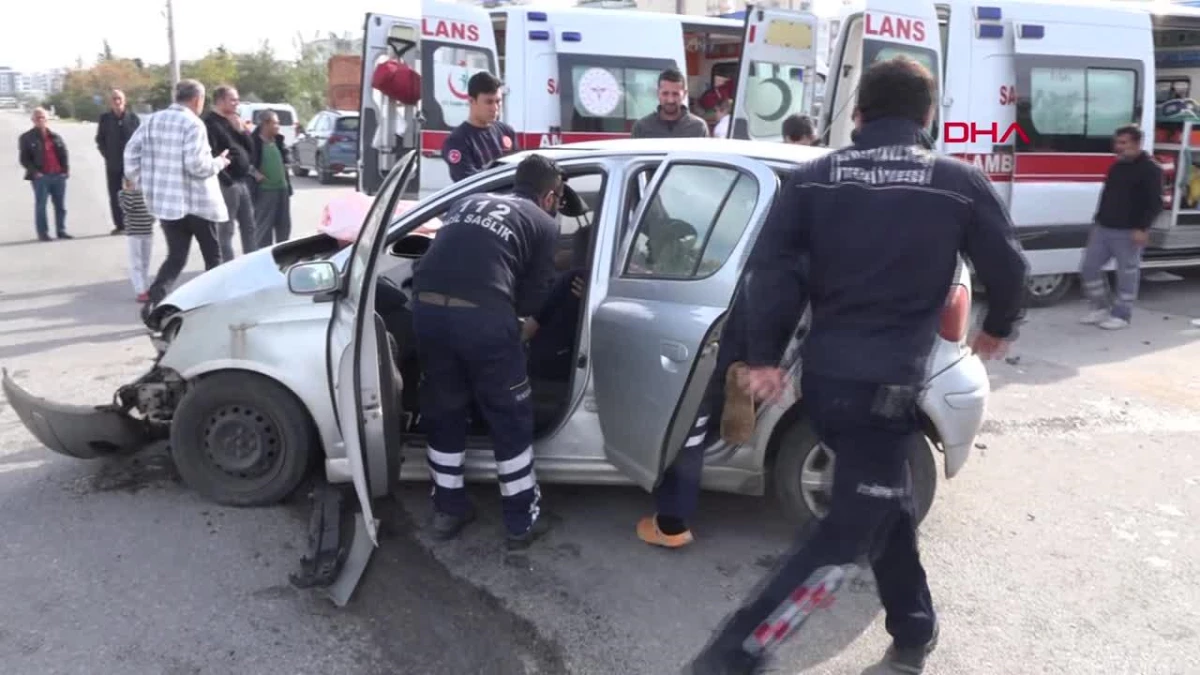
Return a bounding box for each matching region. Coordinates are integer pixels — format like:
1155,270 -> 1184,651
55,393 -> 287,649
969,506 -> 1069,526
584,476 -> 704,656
496,138 -> 832,166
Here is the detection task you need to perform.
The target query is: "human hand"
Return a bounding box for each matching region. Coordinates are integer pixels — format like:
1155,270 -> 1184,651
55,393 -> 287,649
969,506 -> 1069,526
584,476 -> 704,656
216,149 -> 231,169
570,275 -> 585,298
520,318 -> 539,342
1131,229 -> 1149,247
969,331 -> 1010,360
737,366 -> 787,404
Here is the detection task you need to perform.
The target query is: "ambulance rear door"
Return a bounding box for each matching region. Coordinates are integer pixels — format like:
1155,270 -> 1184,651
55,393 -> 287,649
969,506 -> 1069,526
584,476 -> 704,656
729,6 -> 821,141
359,2 -> 499,197
821,0 -> 943,148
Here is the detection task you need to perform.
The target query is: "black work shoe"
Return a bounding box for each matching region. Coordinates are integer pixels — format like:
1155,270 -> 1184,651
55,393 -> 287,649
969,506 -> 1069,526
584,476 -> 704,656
884,623 -> 939,674
681,649 -> 768,675
37,234 -> 52,242
429,507 -> 476,541
505,516 -> 553,551
57,232 -> 73,240
111,228 -> 123,235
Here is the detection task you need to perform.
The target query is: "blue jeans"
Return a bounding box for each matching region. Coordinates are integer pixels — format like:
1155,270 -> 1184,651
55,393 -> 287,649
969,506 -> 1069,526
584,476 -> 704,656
32,173 -> 67,237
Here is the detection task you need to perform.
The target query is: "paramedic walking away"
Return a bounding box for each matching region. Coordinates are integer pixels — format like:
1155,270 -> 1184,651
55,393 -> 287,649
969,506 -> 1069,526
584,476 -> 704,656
18,107 -> 70,241
630,68 -> 710,139
124,79 -> 230,313
684,57 -> 1029,675
96,89 -> 140,234
441,72 -> 518,183
250,110 -> 293,247
118,178 -> 156,302
203,85 -> 257,261
1079,124 -> 1163,331
411,154 -> 563,550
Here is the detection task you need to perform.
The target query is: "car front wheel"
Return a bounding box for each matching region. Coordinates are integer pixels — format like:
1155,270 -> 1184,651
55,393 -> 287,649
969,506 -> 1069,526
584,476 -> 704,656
170,372 -> 315,507
772,418 -> 938,528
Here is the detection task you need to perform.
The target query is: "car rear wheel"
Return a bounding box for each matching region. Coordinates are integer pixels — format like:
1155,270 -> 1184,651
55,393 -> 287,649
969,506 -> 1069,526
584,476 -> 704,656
771,417 -> 937,528
170,372 -> 315,507
292,163 -> 310,177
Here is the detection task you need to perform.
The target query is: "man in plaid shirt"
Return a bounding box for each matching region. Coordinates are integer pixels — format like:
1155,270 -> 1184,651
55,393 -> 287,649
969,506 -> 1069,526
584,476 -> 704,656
124,79 -> 231,308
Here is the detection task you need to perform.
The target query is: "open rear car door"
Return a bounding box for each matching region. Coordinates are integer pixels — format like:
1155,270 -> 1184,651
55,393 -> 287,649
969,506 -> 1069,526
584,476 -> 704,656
729,5 -> 821,141
589,153 -> 781,490
296,150 -> 417,607
359,3 -> 500,198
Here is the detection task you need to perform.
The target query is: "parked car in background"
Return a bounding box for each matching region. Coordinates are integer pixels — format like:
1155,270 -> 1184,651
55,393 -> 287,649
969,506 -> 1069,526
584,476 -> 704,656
2,138 -> 990,605
237,102 -> 300,147
292,110 -> 359,184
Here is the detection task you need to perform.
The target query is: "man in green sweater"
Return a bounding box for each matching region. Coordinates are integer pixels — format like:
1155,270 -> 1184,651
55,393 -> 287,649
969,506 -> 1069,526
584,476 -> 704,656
250,110 -> 294,248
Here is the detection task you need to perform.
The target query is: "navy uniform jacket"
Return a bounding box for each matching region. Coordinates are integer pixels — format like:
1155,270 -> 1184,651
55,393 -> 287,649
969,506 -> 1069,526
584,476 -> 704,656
413,190 -> 559,317
443,121 -> 518,183
742,118 -> 1029,385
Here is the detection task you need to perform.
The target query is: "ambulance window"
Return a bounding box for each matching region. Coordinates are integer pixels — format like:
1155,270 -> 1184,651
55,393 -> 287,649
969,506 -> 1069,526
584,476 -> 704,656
558,55 -> 677,133
1156,78 -> 1190,104
863,41 -> 940,140
742,61 -> 808,139
1020,64 -> 1139,152
420,41 -> 497,132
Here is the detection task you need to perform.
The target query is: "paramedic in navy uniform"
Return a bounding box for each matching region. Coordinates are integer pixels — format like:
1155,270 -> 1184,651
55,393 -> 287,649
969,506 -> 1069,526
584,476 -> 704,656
442,72 -> 519,183
684,56 -> 1029,675
412,154 -> 564,550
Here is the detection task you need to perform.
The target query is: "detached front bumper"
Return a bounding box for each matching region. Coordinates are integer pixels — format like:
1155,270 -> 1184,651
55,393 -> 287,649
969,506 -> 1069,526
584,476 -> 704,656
920,354 -> 990,480
2,366 -> 179,460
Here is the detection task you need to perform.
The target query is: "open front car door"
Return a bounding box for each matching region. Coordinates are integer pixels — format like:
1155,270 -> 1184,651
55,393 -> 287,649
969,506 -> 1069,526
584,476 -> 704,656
294,150 -> 417,607
590,153 -> 781,491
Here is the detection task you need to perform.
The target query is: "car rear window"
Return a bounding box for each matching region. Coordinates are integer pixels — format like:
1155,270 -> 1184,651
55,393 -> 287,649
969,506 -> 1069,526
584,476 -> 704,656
335,117 -> 360,132
253,108 -> 295,126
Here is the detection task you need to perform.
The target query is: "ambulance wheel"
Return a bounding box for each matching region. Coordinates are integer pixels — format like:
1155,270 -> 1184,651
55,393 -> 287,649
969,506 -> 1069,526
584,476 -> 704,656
1024,273 -> 1074,308
170,372 -> 316,507
772,418 -> 937,528
317,154 -> 334,184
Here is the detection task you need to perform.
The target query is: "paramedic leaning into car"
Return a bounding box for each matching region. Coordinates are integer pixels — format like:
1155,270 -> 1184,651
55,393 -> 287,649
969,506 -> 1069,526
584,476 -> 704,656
411,154 -> 563,550
442,72 -> 519,183
684,56 -> 1029,675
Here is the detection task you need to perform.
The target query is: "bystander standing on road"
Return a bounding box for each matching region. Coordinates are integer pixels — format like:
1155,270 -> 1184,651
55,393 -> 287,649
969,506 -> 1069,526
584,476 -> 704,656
442,72 -> 519,184
124,79 -> 230,313
17,107 -> 71,241
96,89 -> 140,235
249,110 -> 293,248
782,114 -> 817,145
684,56 -> 1028,675
1079,124 -> 1163,331
631,69 -> 710,139
203,85 -> 257,261
118,178 -> 156,302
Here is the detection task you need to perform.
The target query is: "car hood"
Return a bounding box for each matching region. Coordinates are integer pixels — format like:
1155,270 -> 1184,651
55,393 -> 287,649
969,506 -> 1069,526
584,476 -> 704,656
161,247 -> 286,313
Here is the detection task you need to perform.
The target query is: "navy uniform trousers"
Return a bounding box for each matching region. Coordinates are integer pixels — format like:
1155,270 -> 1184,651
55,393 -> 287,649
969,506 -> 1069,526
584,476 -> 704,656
689,373 -> 936,670
411,299 -> 541,536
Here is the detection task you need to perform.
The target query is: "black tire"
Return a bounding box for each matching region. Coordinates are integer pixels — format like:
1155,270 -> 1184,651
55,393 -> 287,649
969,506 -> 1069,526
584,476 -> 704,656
317,154 -> 333,184
292,164 -> 310,177
170,372 -> 315,507
771,417 -> 938,528
1024,273 -> 1074,308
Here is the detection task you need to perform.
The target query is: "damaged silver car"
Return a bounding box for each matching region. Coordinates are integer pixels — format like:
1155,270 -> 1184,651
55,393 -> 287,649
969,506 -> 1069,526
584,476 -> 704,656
4,140 -> 991,605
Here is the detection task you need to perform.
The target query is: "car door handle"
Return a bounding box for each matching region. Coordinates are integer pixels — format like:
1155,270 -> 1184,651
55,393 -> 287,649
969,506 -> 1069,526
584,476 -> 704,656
660,341 -> 689,362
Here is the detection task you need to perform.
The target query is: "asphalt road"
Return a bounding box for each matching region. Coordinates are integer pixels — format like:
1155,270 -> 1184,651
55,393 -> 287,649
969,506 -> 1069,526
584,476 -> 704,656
1,110 -> 1198,675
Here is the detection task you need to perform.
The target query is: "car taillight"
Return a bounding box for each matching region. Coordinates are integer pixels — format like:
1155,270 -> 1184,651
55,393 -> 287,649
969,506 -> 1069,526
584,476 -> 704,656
328,134 -> 351,144
939,284 -> 970,343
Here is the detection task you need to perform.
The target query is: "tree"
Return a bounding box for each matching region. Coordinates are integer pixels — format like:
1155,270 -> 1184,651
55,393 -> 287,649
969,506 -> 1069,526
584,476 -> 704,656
291,36 -> 330,123
184,47 -> 239,89
100,39 -> 115,63
235,42 -> 292,103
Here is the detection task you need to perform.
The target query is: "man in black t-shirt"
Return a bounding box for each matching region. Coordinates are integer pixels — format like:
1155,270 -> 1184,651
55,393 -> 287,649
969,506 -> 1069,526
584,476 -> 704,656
442,72 -> 518,183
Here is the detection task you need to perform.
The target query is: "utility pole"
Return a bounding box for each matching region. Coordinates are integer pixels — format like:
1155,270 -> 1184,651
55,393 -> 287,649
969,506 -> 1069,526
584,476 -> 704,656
166,0 -> 181,87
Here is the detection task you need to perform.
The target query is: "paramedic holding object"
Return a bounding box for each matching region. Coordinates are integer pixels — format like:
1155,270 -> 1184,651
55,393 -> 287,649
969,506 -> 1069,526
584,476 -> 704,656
442,72 -> 518,183
684,56 -> 1028,675
630,68 -> 710,139
411,154 -> 563,550
1079,124 -> 1163,331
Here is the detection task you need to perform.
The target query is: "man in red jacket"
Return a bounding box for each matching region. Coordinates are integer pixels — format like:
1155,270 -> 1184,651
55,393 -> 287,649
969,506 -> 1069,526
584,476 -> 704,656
18,107 -> 71,241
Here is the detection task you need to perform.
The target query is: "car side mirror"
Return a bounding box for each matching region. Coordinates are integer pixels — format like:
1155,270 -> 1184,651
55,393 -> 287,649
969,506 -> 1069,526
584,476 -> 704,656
287,261 -> 340,295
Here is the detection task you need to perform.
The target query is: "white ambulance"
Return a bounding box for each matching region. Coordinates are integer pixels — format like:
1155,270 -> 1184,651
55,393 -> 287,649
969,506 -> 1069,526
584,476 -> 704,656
818,0 -> 1200,306
357,1 -> 824,198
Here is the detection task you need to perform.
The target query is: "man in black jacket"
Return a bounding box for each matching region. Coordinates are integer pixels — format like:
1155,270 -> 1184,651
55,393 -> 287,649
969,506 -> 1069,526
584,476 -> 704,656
1079,124 -> 1163,331
203,85 -> 257,261
18,107 -> 71,241
95,89 -> 140,235
684,56 -> 1028,675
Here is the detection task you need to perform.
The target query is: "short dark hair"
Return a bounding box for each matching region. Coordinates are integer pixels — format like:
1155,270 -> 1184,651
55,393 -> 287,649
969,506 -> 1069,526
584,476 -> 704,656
782,114 -> 815,141
212,85 -> 238,103
658,68 -> 686,88
468,72 -> 504,99
514,154 -> 564,197
1115,124 -> 1143,143
855,56 -> 936,126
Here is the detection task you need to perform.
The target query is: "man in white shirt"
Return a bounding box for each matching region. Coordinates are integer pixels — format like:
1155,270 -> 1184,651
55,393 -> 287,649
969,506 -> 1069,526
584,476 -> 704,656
713,99 -> 732,139
124,79 -> 230,310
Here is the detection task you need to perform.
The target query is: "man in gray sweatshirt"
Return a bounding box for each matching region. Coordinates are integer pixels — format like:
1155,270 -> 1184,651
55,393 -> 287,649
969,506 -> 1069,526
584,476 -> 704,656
630,68 -> 710,139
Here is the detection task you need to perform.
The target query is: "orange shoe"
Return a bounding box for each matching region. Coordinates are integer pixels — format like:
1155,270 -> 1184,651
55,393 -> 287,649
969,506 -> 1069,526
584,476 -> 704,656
720,361 -> 757,445
636,515 -> 694,549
